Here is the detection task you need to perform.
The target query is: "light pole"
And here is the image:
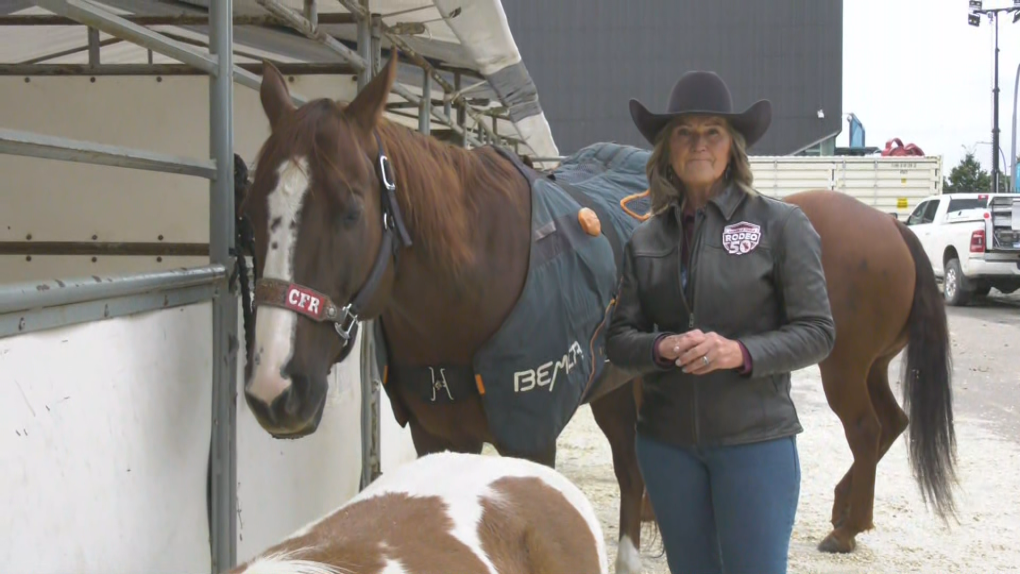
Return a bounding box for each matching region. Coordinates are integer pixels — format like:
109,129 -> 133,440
967,0 -> 1020,193
1012,59 -> 1019,191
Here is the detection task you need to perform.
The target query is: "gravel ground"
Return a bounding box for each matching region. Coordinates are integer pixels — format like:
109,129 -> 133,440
514,296 -> 1020,574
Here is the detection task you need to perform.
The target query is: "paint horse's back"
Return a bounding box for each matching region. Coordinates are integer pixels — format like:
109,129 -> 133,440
231,452 -> 608,574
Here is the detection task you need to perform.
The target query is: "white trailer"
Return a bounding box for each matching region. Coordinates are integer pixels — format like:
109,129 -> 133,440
0,1 -> 558,572
749,155 -> 944,219
527,152 -> 945,219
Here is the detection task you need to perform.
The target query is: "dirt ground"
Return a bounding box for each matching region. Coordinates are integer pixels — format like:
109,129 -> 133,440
536,293 -> 1020,574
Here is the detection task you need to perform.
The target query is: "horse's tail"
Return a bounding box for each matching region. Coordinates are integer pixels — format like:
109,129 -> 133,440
895,220 -> 959,524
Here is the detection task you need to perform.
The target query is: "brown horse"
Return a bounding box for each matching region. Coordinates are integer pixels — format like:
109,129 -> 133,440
238,54 -> 650,574
228,451 -> 608,574
237,49 -> 957,566
783,189 -> 958,552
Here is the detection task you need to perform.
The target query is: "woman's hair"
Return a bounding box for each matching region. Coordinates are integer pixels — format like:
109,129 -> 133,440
645,116 -> 756,213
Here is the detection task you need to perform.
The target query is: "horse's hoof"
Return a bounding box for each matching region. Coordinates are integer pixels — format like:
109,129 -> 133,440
817,530 -> 856,553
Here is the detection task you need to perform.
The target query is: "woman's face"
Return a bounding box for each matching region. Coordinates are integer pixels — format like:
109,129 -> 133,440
668,116 -> 732,190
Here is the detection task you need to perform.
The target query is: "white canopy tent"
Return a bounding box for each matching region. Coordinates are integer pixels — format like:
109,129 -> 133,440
0,0 -> 561,159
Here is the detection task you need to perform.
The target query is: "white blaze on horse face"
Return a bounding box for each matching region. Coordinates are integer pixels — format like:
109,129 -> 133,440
248,158 -> 311,405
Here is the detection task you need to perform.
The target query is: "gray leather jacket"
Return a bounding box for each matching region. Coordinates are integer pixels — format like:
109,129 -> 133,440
606,183 -> 836,447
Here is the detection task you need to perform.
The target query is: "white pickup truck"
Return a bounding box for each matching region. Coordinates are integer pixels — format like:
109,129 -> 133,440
904,192 -> 1020,305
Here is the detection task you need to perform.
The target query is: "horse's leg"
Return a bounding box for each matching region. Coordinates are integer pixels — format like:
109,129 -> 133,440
818,358 -> 881,554
831,350 -> 910,528
632,379 -> 656,524
591,379 -> 645,574
861,352 -> 911,512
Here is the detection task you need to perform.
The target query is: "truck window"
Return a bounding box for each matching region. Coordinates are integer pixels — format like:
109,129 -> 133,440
907,200 -> 929,225
921,200 -> 939,223
946,197 -> 987,212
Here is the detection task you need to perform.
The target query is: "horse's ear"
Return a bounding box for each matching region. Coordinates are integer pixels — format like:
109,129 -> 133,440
260,60 -> 295,132
345,51 -> 398,133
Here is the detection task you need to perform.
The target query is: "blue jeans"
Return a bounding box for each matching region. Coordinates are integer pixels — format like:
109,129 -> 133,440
635,432 -> 801,574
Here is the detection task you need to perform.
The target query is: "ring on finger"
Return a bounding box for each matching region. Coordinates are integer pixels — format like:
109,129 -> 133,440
701,355 -> 710,366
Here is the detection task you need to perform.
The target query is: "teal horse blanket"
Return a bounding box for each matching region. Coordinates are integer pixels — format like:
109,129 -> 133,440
376,141 -> 655,457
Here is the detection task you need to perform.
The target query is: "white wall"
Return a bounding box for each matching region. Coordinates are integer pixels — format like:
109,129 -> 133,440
0,300 -> 417,573
1,304 -> 214,573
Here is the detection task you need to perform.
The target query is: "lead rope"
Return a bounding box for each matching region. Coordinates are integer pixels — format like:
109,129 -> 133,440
231,154 -> 257,372
235,216 -> 257,370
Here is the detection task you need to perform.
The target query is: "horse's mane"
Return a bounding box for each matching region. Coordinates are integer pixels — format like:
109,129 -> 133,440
372,116 -> 528,275
251,98 -> 528,276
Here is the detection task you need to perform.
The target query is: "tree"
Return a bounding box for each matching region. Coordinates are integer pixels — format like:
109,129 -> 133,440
942,152 -> 991,194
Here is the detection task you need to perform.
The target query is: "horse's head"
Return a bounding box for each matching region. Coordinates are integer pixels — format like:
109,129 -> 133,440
240,55 -> 409,438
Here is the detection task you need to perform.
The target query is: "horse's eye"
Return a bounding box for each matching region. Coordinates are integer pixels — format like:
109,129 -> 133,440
337,202 -> 362,228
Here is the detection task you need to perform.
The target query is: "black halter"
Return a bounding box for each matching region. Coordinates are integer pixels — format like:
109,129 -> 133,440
232,131 -> 413,372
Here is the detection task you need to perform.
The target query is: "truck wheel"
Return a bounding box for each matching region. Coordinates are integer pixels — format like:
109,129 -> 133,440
943,258 -> 971,306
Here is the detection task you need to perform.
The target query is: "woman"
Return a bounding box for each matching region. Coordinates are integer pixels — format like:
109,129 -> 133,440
607,71 -> 836,574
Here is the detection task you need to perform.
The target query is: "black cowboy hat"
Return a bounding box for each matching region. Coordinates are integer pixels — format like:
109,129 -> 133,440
629,70 -> 772,148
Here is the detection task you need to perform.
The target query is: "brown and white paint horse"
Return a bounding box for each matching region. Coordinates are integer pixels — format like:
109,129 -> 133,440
238,53 -> 651,573
228,451 -> 608,574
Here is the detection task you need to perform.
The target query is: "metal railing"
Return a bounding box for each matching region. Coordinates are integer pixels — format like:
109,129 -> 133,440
1,0 -> 243,570
0,265 -> 227,338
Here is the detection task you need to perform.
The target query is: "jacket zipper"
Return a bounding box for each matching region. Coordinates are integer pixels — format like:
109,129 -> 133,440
676,216 -> 695,327
690,210 -> 705,446
677,208 -> 705,446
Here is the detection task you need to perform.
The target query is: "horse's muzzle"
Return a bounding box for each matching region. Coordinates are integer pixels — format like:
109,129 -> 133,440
244,374 -> 327,439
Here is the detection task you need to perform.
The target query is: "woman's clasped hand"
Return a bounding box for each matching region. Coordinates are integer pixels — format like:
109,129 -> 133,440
656,329 -> 744,374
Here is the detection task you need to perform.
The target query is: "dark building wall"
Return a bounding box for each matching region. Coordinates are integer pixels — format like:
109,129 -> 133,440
502,1 -> 843,156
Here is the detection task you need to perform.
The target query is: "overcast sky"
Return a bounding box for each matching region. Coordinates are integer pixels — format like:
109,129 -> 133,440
840,0 -> 1020,177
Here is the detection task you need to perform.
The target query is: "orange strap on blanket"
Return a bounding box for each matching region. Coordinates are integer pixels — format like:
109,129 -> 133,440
620,189 -> 652,222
